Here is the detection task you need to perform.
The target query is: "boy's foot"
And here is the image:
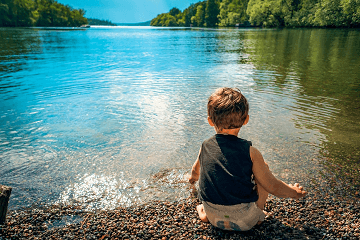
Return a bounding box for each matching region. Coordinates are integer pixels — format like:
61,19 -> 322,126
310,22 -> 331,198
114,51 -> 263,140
257,210 -> 268,225
196,204 -> 209,223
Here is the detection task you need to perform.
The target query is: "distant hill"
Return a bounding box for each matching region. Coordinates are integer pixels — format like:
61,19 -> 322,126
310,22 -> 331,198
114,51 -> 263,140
87,18 -> 116,26
116,21 -> 151,26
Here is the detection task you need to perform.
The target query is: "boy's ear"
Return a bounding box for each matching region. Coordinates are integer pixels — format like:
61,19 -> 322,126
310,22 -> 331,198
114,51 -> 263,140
207,117 -> 215,126
243,115 -> 250,126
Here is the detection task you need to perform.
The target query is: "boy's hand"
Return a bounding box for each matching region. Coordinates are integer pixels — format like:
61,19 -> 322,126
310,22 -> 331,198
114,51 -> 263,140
188,173 -> 199,184
189,151 -> 201,185
289,183 -> 307,199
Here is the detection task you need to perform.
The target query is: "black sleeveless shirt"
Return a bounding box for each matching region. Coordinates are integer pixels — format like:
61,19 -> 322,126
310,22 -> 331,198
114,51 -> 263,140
198,134 -> 258,205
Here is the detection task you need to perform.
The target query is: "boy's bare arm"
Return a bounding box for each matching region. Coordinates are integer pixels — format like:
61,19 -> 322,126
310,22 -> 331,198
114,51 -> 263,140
189,149 -> 201,184
250,146 -> 307,199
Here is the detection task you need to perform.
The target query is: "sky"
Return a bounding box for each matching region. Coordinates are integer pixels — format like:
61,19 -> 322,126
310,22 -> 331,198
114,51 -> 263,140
57,0 -> 200,23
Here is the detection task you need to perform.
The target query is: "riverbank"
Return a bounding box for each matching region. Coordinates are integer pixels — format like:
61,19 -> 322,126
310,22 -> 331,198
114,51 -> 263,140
1,192 -> 359,239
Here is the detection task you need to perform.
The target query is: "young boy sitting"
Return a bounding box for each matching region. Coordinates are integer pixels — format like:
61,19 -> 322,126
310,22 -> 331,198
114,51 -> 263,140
189,87 -> 307,231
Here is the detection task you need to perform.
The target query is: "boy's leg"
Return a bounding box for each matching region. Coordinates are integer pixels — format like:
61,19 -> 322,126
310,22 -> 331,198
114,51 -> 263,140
255,179 -> 268,210
196,204 -> 209,222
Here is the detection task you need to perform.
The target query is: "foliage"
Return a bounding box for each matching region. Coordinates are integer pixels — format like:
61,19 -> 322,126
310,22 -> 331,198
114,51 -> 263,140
0,0 -> 87,27
247,0 -> 360,27
192,3 -> 206,27
218,0 -> 250,26
340,0 -> 360,26
312,0 -> 360,27
87,18 -> 116,26
169,7 -> 181,16
151,1 -> 209,27
150,7 -> 184,27
284,0 -> 317,27
246,0 -> 286,27
205,0 -> 220,27
151,0 -> 359,28
150,13 -> 178,27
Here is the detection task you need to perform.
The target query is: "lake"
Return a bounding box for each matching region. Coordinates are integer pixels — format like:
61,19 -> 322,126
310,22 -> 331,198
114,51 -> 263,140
1,26 -> 359,210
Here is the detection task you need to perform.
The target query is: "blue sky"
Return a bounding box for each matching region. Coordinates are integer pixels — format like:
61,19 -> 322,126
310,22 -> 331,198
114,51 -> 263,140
57,0 -> 200,23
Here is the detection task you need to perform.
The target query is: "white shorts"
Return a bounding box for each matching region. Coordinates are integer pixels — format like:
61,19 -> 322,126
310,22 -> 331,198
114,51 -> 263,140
203,201 -> 266,231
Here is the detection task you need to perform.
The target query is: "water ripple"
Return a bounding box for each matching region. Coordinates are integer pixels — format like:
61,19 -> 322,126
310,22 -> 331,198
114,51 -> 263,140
1,27 -> 359,209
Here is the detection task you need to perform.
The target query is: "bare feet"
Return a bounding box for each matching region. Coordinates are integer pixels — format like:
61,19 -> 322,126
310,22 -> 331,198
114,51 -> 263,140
257,210 -> 268,225
196,204 -> 209,223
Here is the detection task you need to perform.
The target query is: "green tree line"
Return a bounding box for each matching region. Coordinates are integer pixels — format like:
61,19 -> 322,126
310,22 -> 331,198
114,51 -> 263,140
150,0 -> 360,28
0,0 -> 88,27
87,18 -> 116,26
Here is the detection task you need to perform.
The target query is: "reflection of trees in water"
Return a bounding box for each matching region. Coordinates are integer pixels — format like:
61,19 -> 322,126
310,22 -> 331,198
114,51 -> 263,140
0,28 -> 84,77
250,30 -> 360,200
0,28 -> 42,73
224,29 -> 360,199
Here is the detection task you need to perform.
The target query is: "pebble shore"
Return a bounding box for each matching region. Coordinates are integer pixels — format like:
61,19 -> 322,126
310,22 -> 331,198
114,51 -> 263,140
1,192 -> 359,240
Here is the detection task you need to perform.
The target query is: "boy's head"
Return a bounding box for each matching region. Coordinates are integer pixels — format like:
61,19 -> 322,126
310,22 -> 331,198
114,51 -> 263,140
207,87 -> 249,131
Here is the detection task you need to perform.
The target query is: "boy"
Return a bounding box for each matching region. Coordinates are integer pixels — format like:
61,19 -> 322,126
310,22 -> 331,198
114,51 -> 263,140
189,87 -> 306,231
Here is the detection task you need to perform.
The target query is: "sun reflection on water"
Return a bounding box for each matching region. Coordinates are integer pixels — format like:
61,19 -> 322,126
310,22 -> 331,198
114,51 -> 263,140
57,168 -> 191,210
58,173 -> 138,210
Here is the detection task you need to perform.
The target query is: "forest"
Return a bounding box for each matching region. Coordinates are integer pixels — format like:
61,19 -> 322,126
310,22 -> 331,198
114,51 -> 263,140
150,0 -> 360,28
87,18 -> 116,26
0,0 -> 87,27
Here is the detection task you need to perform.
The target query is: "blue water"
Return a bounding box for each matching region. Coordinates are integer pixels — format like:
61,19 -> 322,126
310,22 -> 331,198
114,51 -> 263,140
1,27 -> 359,210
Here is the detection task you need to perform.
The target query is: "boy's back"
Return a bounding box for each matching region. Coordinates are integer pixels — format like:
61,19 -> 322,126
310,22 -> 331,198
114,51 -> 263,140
199,134 -> 257,205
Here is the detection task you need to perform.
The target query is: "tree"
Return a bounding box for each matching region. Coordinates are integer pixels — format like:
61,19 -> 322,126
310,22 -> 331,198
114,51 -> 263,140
286,0 -> 318,27
313,0 -> 345,27
218,0 -> 250,27
246,0 -> 287,27
0,0 -> 87,27
0,3 -> 10,26
340,0 -> 360,27
176,11 -> 186,26
36,0 -> 52,26
205,0 -> 219,27
247,0 -> 273,27
87,18 -> 116,26
150,0 -> 358,28
312,0 -> 360,27
0,0 -> 37,27
169,7 -> 181,16
192,3 -> 206,26
150,13 -> 178,26
165,14 -> 177,26
183,4 -> 198,26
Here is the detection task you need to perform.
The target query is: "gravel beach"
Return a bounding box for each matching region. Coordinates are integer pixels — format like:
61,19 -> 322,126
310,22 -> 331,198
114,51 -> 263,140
1,192 -> 359,240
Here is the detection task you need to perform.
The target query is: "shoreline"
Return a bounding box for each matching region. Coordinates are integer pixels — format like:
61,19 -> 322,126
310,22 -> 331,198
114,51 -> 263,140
1,193 -> 359,239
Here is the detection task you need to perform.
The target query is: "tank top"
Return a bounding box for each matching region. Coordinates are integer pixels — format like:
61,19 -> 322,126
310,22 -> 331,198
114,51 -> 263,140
198,134 -> 258,205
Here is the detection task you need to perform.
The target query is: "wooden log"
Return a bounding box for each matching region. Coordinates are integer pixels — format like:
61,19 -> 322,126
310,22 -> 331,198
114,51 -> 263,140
0,185 -> 12,225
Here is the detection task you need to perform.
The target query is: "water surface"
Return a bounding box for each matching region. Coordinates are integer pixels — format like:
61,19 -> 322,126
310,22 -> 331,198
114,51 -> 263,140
1,27 -> 359,210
